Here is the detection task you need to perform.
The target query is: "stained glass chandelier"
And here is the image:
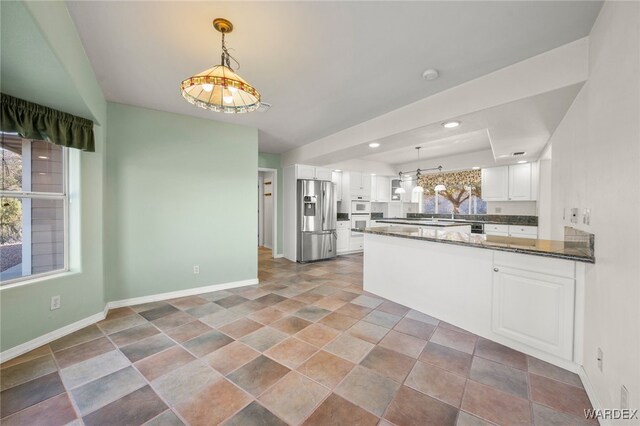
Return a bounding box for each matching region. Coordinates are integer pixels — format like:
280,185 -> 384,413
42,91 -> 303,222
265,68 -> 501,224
181,19 -> 260,114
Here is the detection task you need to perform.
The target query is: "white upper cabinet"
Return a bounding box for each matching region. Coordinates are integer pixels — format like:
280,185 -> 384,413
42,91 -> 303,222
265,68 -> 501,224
481,166 -> 509,201
315,167 -> 333,181
482,163 -> 537,201
350,172 -> 371,199
370,176 -> 390,202
332,171 -> 343,202
295,164 -> 332,181
508,163 -> 532,200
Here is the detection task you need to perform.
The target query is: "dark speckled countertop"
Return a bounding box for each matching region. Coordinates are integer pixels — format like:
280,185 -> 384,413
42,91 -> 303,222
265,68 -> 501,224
361,226 -> 595,263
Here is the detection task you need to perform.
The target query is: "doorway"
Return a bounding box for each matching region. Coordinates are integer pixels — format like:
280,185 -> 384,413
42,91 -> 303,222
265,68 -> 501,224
258,168 -> 277,258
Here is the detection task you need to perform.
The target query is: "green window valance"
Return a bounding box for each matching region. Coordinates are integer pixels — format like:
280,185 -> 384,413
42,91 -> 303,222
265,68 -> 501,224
1,93 -> 94,152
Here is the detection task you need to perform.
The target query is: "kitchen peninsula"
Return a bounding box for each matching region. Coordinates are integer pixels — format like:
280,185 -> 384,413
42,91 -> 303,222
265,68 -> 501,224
362,225 -> 594,370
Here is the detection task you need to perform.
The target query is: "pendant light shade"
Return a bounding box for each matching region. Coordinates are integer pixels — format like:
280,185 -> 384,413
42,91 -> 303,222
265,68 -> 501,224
434,184 -> 446,192
181,19 -> 261,114
412,185 -> 424,193
181,65 -> 260,113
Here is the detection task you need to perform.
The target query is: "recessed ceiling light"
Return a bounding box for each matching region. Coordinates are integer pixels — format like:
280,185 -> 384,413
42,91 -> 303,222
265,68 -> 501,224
497,154 -> 510,158
369,142 -> 380,148
517,160 -> 527,164
512,151 -> 526,157
442,121 -> 460,129
38,172 -> 46,175
371,173 -> 376,176
38,156 -> 49,159
472,166 -> 481,170
333,169 -> 342,172
422,69 -> 439,81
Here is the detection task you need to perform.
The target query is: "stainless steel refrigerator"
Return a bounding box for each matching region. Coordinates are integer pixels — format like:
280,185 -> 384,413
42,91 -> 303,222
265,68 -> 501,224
297,179 -> 337,262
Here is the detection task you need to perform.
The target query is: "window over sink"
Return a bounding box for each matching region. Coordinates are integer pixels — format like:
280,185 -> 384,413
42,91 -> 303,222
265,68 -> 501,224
417,169 -> 487,214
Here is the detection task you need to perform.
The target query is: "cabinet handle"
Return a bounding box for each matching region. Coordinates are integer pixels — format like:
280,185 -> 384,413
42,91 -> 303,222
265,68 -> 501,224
493,268 -> 499,272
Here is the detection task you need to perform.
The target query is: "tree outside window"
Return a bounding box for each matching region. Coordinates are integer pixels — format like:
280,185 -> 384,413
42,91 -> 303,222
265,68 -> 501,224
417,169 -> 487,214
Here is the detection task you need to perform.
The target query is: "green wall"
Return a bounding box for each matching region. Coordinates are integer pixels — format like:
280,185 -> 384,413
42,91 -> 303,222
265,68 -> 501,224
106,103 -> 258,301
0,0 -> 261,353
0,1 -> 106,351
258,153 -> 283,255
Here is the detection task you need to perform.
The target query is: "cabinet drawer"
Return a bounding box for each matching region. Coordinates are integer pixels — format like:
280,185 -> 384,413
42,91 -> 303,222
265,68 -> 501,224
508,225 -> 537,236
337,221 -> 350,229
485,224 -> 509,233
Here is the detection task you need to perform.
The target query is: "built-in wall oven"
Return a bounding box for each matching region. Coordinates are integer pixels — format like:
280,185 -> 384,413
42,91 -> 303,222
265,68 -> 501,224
351,214 -> 371,237
350,200 -> 371,240
351,200 -> 371,215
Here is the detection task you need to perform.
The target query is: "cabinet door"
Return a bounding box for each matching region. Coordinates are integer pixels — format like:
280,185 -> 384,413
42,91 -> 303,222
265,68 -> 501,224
296,165 -> 316,180
481,166 -> 509,201
492,266 -> 575,359
337,229 -> 349,252
376,177 -> 390,202
401,180 -> 413,202
350,172 -> 363,192
362,174 -> 371,195
315,167 -> 333,181
508,163 -> 532,200
370,176 -> 378,201
332,172 -> 343,202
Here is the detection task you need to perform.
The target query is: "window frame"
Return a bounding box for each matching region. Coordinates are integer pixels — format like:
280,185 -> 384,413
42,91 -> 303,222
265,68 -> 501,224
0,138 -> 69,287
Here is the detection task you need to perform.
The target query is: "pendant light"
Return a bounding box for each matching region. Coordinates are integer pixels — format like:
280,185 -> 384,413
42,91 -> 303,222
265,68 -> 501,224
434,184 -> 446,192
181,18 -> 261,114
412,147 -> 424,194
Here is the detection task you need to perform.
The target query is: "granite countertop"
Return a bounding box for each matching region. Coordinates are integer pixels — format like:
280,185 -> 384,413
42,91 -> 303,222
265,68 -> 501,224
361,225 -> 595,263
337,218 -> 351,221
374,219 -> 471,228
404,214 -> 538,226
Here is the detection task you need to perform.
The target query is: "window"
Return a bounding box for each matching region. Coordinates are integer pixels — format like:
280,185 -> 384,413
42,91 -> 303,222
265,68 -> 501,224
1,135 -> 68,284
417,169 -> 487,214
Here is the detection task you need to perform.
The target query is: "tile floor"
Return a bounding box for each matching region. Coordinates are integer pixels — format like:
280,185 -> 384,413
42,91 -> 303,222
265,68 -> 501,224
0,248 -> 597,425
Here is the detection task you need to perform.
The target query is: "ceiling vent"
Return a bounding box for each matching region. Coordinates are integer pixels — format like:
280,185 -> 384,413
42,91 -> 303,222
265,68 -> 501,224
257,102 -> 272,112
511,151 -> 526,157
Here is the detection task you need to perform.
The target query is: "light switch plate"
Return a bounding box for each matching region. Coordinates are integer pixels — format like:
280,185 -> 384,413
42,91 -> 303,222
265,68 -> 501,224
570,208 -> 579,224
583,208 -> 591,225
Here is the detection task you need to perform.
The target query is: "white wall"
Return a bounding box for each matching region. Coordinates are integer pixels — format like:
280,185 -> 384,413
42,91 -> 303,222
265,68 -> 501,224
548,1 -> 640,413
537,144 -> 552,239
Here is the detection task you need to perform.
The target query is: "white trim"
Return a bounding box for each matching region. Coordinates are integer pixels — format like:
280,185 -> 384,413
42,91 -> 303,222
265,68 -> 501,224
274,254 -> 285,258
106,279 -> 258,309
578,366 -> 610,426
259,167 -> 278,259
0,311 -> 106,363
0,278 -> 257,362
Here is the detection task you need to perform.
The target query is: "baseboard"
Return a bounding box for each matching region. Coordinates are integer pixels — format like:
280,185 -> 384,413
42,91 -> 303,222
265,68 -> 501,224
0,311 -> 107,362
107,278 -> 259,309
274,253 -> 284,258
578,366 -> 610,426
0,278 -> 258,363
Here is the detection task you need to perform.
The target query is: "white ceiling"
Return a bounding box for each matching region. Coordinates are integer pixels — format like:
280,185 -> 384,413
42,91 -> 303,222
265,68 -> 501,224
66,1 -> 602,154
364,129 -> 491,165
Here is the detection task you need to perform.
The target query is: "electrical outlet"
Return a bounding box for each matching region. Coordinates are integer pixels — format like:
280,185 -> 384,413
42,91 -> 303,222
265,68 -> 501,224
621,385 -> 629,409
597,347 -> 603,371
583,208 -> 591,225
50,295 -> 61,310
193,265 -> 200,274
495,207 -> 502,213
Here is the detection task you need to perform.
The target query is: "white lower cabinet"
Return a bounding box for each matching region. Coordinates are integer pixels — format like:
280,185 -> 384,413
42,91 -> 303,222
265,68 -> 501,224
337,228 -> 349,253
349,237 -> 364,251
492,256 -> 575,359
337,221 -> 350,253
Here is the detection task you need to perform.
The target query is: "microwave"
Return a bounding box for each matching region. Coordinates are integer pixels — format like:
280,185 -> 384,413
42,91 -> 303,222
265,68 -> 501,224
351,200 -> 371,214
